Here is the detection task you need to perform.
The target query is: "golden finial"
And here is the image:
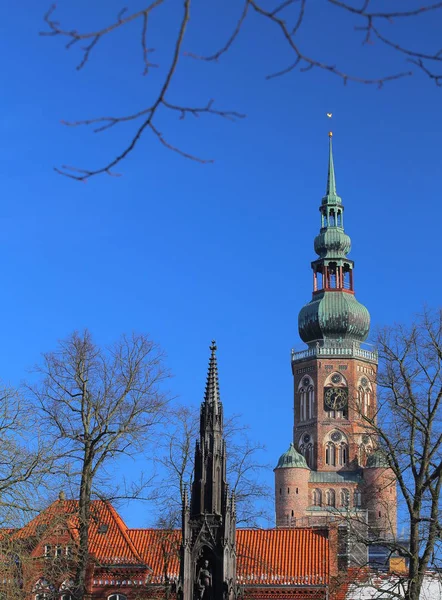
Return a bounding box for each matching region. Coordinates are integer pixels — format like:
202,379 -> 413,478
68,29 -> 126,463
326,112 -> 333,137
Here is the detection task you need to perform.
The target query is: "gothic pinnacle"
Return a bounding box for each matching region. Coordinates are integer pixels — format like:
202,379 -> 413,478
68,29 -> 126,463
204,340 -> 220,414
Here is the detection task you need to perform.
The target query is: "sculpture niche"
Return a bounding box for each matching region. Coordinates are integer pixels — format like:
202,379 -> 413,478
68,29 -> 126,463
195,559 -> 212,600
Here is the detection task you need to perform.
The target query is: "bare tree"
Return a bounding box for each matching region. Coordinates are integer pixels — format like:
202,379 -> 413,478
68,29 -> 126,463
342,308 -> 442,600
40,1 -> 442,180
154,404 -> 271,528
29,330 -> 170,600
0,385 -> 54,528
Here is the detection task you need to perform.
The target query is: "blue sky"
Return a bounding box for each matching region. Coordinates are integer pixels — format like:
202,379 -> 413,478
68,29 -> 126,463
0,1 -> 441,527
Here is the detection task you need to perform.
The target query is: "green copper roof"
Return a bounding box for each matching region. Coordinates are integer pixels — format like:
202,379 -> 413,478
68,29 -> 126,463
366,449 -> 390,469
314,229 -> 351,259
299,291 -> 370,344
275,443 -> 309,470
309,471 -> 362,484
297,134 -> 371,345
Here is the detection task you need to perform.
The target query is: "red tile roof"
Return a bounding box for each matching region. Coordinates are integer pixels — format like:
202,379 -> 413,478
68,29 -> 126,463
128,529 -> 180,583
15,500 -> 143,566
126,528 -> 329,585
16,501 -> 330,587
237,529 -> 328,585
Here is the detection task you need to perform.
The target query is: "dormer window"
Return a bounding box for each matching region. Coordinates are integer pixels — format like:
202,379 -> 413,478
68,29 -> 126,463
44,545 -> 51,559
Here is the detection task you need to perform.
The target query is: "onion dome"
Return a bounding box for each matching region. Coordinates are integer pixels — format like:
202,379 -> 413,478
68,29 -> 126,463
299,292 -> 370,344
297,133 -> 370,346
366,449 -> 390,469
275,443 -> 309,469
314,229 -> 351,259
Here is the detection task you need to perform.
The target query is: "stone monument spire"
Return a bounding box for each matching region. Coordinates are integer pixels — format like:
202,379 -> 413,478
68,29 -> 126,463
180,342 -> 236,600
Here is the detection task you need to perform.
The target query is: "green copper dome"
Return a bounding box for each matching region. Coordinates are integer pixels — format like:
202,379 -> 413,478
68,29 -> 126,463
297,134 -> 370,346
275,443 -> 309,469
366,449 -> 390,469
299,292 -> 370,344
314,229 -> 351,259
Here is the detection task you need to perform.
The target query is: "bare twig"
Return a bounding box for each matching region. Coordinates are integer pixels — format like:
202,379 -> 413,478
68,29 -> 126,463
42,0 -> 442,180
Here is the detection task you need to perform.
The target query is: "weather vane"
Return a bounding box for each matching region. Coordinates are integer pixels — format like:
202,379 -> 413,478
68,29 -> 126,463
326,112 -> 332,137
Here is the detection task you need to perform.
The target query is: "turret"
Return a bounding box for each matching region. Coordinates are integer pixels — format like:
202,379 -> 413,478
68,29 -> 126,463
363,450 -> 397,538
274,443 -> 310,527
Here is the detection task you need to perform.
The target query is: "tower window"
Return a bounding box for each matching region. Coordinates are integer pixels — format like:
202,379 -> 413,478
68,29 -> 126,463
326,442 -> 336,466
326,489 -> 335,507
287,488 -> 290,494
340,489 -> 350,507
338,443 -> 348,466
313,489 -> 322,506
291,510 -> 294,517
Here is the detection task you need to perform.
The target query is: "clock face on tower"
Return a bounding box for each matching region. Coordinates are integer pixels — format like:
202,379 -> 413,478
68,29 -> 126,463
324,387 -> 348,410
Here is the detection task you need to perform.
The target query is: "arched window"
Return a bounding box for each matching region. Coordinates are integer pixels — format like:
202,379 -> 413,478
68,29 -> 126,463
357,386 -> 364,415
365,390 -> 371,417
326,442 -> 336,466
354,491 -> 362,507
33,579 -> 55,600
298,377 -> 314,422
313,489 -> 322,506
338,443 -> 348,466
307,386 -> 314,419
108,595 -> 128,600
306,443 -> 314,467
326,489 -> 335,507
340,489 -> 350,507
300,388 -> 306,422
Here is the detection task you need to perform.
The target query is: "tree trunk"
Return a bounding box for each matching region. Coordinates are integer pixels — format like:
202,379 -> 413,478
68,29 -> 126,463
74,449 -> 93,600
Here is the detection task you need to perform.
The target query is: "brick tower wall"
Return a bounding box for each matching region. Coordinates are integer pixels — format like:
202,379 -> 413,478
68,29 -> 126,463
274,467 -> 310,527
362,467 -> 397,538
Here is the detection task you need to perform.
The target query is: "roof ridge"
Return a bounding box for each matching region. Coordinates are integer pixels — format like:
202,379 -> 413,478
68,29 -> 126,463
104,502 -> 145,564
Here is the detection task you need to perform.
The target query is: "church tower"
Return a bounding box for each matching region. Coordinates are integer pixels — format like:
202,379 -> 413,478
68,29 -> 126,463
180,342 -> 236,600
275,134 -> 396,538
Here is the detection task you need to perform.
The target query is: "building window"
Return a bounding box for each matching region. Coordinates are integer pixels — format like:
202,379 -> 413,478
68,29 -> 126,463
307,386 -> 314,419
55,544 -> 62,558
300,388 -> 307,421
326,442 -> 336,466
338,443 -> 348,466
340,489 -> 350,507
326,489 -> 335,507
354,491 -> 362,507
313,489 -> 322,506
